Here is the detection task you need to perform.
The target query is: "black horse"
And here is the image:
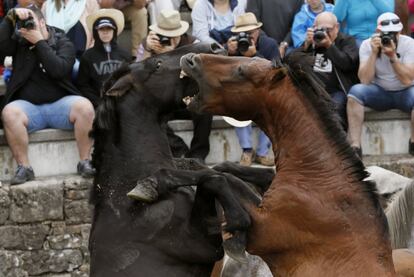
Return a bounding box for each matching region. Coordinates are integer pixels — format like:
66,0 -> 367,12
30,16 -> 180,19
89,43 -> 274,277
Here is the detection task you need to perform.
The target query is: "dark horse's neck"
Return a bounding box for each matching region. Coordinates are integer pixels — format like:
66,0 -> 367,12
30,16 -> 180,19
96,104 -> 174,194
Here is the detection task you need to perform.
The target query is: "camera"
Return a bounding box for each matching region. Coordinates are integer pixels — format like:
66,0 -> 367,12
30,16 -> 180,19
16,15 -> 35,30
236,32 -> 251,52
313,27 -> 327,43
380,32 -> 397,46
158,34 -> 171,46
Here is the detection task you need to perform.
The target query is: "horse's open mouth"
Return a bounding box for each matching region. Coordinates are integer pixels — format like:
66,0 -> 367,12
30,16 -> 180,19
180,53 -> 203,111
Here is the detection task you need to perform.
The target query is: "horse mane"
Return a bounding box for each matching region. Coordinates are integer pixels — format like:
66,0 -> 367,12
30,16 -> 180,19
386,181 -> 414,248
89,63 -> 131,206
282,51 -> 389,234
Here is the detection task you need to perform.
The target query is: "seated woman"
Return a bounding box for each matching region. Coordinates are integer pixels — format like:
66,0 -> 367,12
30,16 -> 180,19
77,8 -> 131,107
42,0 -> 99,59
191,0 -> 246,45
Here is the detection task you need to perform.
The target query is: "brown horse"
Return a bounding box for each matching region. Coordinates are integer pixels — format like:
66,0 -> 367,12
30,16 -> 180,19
179,52 -> 396,276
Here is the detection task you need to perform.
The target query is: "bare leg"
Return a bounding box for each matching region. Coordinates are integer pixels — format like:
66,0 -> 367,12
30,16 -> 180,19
69,99 -> 94,160
2,105 -> 30,166
347,97 -> 365,147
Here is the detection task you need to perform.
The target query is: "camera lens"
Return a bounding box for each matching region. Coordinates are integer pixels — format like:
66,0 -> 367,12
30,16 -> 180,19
158,35 -> 171,46
237,32 -> 250,52
313,29 -> 326,43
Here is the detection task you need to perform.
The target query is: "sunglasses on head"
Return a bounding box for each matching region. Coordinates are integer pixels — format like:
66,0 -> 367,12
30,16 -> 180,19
380,18 -> 400,26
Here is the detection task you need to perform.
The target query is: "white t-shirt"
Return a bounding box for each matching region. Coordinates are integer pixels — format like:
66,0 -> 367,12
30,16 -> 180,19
360,35 -> 414,91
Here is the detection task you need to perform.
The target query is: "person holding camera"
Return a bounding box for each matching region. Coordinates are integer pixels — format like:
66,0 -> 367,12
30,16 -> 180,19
302,11 -> 359,130
140,9 -> 212,163
0,5 -> 95,184
226,12 -> 279,166
347,12 -> 414,158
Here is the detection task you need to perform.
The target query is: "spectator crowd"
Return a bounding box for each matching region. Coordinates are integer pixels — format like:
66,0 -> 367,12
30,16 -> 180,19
0,0 -> 414,184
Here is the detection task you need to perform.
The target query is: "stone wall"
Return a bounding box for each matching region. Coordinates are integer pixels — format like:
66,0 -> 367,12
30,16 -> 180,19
0,176 -> 93,277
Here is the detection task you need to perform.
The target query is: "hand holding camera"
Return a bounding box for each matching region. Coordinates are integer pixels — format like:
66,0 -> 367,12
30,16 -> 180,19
227,32 -> 256,57
12,8 -> 43,45
146,30 -> 177,54
311,27 -> 333,48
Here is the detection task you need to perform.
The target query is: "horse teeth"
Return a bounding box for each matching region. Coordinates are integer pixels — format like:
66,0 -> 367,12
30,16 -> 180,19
182,96 -> 194,106
180,70 -> 188,79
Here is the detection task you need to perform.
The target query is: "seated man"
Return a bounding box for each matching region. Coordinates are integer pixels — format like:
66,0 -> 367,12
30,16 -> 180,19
226,12 -> 279,166
347,12 -> 414,157
142,10 -> 212,163
302,11 -> 359,130
0,5 -> 95,184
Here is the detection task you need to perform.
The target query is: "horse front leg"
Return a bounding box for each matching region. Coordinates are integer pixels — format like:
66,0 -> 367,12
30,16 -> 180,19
127,168 -> 251,263
213,161 -> 275,195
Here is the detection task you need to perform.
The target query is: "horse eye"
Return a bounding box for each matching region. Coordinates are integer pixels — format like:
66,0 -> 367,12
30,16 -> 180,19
238,66 -> 244,76
156,61 -> 162,70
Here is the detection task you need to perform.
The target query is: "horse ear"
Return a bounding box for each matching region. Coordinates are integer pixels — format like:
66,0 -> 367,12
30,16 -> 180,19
271,67 -> 288,83
105,74 -> 133,97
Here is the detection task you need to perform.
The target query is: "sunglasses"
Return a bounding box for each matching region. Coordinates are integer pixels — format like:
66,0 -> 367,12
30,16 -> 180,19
380,18 -> 400,26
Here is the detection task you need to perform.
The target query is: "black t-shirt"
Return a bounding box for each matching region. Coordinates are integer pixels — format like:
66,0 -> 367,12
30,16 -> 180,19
14,60 -> 69,104
313,48 -> 342,94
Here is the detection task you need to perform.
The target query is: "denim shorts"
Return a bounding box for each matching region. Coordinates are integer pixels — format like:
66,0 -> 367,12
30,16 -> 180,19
348,84 -> 414,113
6,95 -> 85,133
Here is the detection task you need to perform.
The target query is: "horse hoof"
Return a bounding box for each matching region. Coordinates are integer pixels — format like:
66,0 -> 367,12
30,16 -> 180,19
223,238 -> 248,264
127,177 -> 159,202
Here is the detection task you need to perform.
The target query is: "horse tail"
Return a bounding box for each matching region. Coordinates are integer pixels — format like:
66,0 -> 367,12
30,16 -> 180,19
386,181 -> 414,249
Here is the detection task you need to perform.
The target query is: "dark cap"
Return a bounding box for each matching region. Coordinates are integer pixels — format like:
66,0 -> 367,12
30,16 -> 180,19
95,18 -> 116,30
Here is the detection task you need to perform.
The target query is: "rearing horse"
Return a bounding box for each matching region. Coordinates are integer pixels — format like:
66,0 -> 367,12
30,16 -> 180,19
89,42 -> 275,276
177,52 -> 396,276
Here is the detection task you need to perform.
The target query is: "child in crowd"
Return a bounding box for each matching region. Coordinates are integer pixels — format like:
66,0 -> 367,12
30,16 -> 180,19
77,8 -> 130,107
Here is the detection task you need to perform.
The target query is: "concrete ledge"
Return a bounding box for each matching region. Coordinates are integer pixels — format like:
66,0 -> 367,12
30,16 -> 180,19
0,109 -> 412,181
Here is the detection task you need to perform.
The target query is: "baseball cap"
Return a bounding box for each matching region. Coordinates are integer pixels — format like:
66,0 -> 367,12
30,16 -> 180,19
377,12 -> 403,33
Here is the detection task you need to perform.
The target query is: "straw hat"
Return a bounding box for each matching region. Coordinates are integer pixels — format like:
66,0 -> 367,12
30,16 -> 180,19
149,10 -> 189,37
87,9 -> 125,36
231,12 -> 263,33
222,116 -> 252,128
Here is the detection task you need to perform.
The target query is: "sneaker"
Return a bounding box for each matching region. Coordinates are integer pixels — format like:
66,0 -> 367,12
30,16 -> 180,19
11,165 -> 35,185
77,159 -> 95,178
239,151 -> 254,166
351,146 -> 362,160
255,155 -> 275,166
409,139 -> 414,156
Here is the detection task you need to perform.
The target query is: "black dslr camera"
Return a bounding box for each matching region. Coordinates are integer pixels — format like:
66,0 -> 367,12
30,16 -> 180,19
313,27 -> 327,43
236,32 -> 251,52
158,34 -> 171,46
380,32 -> 397,46
12,15 -> 36,44
16,15 -> 36,30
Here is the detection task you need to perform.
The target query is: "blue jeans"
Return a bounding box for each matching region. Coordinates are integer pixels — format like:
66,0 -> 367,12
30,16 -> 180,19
348,84 -> 414,113
235,125 -> 271,157
331,90 -> 348,129
6,95 -> 86,133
